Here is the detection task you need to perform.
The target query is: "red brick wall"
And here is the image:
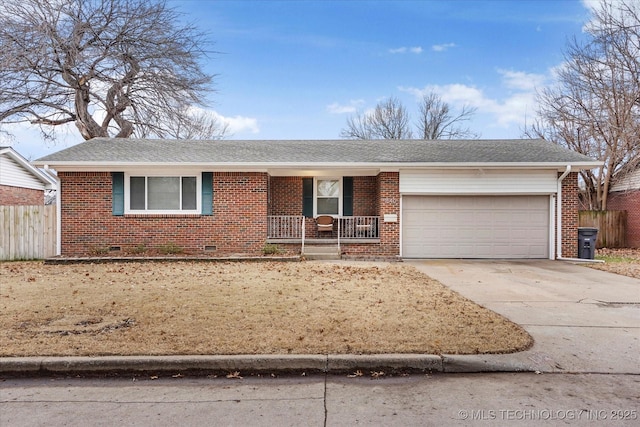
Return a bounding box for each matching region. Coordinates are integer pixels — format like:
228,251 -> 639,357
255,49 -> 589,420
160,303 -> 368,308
353,176 -> 378,216
268,176 -> 301,216
560,172 -> 579,258
58,172 -> 268,256
607,190 -> 640,248
377,172 -> 400,257
0,184 -> 43,205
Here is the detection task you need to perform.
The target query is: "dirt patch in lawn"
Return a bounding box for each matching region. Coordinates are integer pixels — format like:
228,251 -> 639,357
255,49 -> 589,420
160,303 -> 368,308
0,261 -> 532,357
589,248 -> 640,279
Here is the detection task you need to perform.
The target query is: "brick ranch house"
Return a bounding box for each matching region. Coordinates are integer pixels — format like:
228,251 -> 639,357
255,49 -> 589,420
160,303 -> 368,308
607,166 -> 640,248
34,138 -> 601,260
1,146 -> 57,205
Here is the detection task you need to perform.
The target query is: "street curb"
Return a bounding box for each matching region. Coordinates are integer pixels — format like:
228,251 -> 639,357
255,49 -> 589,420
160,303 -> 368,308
327,354 -> 443,373
442,355 -> 539,373
0,354 -> 539,377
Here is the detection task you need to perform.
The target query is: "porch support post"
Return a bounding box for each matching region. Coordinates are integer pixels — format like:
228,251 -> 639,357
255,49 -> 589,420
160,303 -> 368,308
301,216 -> 305,254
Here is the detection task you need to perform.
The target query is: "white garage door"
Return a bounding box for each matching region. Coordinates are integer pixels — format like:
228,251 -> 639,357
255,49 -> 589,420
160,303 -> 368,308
402,196 -> 549,259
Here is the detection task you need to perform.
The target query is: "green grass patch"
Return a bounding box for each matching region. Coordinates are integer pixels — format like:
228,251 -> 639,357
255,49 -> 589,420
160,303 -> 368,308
596,255 -> 637,263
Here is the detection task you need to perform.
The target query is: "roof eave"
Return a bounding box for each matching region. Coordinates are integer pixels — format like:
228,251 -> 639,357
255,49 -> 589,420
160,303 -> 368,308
34,160 -> 604,172
2,147 -> 58,187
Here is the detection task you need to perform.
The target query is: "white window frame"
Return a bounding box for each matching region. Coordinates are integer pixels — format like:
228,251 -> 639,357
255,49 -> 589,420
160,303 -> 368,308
124,172 -> 201,214
313,177 -> 342,217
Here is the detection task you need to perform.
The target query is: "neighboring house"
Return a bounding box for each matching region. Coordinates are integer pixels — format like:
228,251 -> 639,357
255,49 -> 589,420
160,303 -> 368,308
607,167 -> 640,248
0,146 -> 57,205
33,138 -> 600,259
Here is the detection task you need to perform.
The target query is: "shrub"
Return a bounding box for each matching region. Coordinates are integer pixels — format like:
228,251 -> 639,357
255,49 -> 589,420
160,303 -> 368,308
262,243 -> 281,255
159,242 -> 183,255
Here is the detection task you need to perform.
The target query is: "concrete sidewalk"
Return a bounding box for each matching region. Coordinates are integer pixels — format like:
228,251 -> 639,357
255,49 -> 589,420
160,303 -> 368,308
2,260 -> 638,377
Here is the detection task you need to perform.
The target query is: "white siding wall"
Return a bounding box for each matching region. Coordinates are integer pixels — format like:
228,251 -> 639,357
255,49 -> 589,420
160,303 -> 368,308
610,169 -> 640,192
399,169 -> 558,195
0,155 -> 46,190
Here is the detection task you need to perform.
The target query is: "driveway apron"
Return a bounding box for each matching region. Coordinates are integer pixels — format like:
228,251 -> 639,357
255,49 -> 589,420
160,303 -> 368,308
406,260 -> 640,374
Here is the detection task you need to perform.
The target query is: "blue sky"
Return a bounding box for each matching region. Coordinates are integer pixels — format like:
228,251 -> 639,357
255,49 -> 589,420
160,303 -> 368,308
4,0 -> 594,159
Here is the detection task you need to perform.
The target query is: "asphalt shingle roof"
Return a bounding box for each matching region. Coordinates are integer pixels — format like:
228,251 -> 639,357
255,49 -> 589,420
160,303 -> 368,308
35,138 -> 598,165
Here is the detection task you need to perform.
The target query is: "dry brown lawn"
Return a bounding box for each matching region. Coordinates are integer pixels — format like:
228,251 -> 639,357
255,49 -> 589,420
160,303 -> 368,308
590,248 -> 640,279
0,261 -> 532,357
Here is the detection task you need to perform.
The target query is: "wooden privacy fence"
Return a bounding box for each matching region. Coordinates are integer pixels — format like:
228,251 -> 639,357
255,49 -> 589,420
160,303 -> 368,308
578,210 -> 627,248
0,205 -> 57,260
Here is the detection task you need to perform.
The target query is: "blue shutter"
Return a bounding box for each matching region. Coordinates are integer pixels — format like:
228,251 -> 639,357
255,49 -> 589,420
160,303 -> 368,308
112,172 -> 124,216
302,177 -> 313,218
201,172 -> 213,215
343,177 -> 353,216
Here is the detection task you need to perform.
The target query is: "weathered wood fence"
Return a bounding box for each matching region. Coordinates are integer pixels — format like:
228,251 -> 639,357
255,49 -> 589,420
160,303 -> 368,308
578,210 -> 627,248
0,205 -> 57,260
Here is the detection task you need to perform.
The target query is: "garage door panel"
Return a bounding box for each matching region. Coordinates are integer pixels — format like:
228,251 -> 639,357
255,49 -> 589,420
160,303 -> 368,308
402,195 -> 549,259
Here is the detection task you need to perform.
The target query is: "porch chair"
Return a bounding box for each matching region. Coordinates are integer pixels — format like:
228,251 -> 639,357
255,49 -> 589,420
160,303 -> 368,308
316,215 -> 334,235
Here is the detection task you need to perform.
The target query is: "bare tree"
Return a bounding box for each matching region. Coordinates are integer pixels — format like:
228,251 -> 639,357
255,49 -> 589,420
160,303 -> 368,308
526,0 -> 640,210
341,94 -> 478,141
0,0 -> 214,141
416,92 -> 479,139
340,97 -> 412,139
340,111 -> 373,140
135,105 -> 230,139
170,109 -> 230,140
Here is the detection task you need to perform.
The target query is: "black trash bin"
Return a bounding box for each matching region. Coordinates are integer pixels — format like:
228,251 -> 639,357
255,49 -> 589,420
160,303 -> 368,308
577,227 -> 598,259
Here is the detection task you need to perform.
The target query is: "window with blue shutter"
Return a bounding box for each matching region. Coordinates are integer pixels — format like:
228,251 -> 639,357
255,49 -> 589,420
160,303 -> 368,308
302,177 -> 313,218
343,177 -> 354,216
112,172 -> 124,216
201,172 -> 213,215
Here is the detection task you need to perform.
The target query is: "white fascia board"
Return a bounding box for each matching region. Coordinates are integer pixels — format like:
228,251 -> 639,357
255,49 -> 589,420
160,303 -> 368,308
390,162 -> 603,171
34,160 -> 604,173
34,162 -> 270,173
3,148 -> 58,188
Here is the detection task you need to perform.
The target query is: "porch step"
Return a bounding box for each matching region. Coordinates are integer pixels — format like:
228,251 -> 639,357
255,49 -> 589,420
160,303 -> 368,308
303,244 -> 341,260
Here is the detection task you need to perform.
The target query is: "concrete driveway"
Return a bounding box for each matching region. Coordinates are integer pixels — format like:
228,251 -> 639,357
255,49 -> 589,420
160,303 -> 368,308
406,260 -> 640,374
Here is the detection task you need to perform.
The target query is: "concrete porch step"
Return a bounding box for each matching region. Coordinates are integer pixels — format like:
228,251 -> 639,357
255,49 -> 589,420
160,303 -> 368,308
303,244 -> 341,260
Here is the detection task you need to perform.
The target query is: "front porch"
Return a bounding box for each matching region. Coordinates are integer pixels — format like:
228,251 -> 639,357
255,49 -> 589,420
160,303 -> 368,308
267,215 -> 382,260
266,215 -> 381,242
266,173 -> 399,259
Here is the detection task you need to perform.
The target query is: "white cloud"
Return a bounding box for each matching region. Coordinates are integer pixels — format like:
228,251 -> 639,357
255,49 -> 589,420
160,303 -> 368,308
497,69 -> 546,91
185,106 -> 258,135
388,46 -> 423,54
389,47 -> 407,54
399,68 -> 546,130
579,0 -> 634,33
431,42 -> 456,52
216,112 -> 260,134
580,0 -> 600,12
326,99 -> 365,114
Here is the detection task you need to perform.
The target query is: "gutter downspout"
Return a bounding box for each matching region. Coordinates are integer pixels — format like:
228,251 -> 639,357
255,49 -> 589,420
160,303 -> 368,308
44,165 -> 61,256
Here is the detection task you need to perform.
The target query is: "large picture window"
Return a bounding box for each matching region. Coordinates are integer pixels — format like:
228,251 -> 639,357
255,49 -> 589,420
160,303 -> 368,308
315,178 -> 341,216
127,175 -> 199,213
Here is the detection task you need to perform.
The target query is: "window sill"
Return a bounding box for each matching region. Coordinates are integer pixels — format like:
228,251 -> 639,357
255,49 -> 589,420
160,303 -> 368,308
124,213 -> 204,218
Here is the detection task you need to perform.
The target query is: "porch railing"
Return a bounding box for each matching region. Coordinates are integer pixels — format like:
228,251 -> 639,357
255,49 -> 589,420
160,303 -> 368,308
267,216 -> 379,239
339,216 -> 380,239
267,215 -> 304,238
